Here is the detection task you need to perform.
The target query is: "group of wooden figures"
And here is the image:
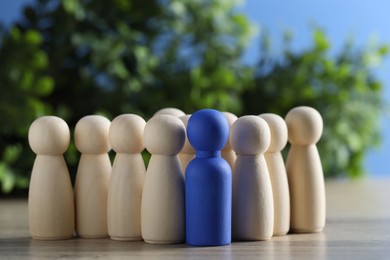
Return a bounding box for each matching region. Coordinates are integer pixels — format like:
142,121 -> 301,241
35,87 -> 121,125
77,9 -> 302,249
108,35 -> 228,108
28,106 -> 325,246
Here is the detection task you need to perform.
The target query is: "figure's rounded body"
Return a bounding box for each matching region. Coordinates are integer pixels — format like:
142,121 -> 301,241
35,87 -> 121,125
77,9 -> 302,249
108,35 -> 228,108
29,155 -> 74,240
232,154 -> 273,240
263,152 -> 290,235
186,157 -> 232,246
142,155 -> 185,244
74,115 -> 111,238
285,106 -> 326,233
108,154 -> 145,241
231,116 -> 274,241
260,113 -> 290,236
185,109 -> 231,246
286,145 -> 325,232
28,116 -> 74,240
141,115 -> 185,244
107,114 -> 146,241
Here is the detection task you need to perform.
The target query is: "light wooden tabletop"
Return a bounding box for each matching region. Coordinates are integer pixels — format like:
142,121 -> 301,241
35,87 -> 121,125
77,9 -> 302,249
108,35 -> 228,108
1,178 -> 390,259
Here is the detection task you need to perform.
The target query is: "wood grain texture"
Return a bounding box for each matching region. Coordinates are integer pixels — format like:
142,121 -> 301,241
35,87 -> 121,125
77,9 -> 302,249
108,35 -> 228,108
264,152 -> 290,236
221,111 -> 238,171
1,179 -> 390,259
28,116 -> 74,240
142,115 -> 185,244
178,114 -> 195,174
231,116 -> 273,241
74,115 -> 112,238
107,114 -> 146,241
260,113 -> 290,236
285,106 -> 325,233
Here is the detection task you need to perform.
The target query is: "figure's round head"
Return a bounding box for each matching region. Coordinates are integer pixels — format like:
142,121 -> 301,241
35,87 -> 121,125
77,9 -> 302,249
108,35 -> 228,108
28,116 -> 70,155
259,113 -> 288,152
74,115 -> 111,154
222,112 -> 238,151
144,115 -> 185,155
109,114 -> 146,154
154,107 -> 185,117
179,115 -> 195,154
285,106 -> 323,145
187,109 -> 229,151
231,116 -> 270,155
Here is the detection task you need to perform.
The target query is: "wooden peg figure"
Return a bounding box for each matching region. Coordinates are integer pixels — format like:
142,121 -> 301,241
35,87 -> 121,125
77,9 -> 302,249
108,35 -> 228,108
28,116 -> 75,240
154,107 -> 185,117
285,106 -> 326,233
231,116 -> 274,241
178,114 -> 195,173
107,114 -> 146,241
222,112 -> 238,171
186,109 -> 232,246
74,115 -> 111,238
141,115 -> 185,244
259,113 -> 290,236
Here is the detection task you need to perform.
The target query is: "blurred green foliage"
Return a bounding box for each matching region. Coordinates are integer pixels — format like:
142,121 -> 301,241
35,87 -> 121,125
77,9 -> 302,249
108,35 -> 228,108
243,30 -> 388,178
0,25 -> 52,193
0,0 -> 388,193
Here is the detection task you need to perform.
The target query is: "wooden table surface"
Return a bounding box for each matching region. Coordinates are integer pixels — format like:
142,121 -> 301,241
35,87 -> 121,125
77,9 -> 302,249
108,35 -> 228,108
1,178 -> 390,259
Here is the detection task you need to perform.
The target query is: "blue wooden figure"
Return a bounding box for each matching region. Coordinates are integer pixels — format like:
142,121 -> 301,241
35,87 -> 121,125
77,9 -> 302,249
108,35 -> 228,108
185,109 -> 232,246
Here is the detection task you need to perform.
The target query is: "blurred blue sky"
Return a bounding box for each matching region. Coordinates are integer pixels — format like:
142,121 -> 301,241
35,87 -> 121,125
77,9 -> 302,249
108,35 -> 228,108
1,0 -> 389,176
238,0 -> 390,177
